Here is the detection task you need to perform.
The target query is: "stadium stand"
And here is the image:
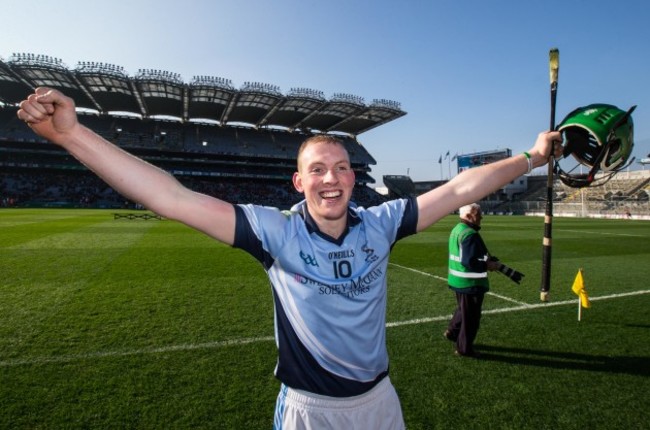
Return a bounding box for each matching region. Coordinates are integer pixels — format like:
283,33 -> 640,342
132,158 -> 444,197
482,171 -> 650,218
382,175 -> 416,198
2,53 -> 647,218
0,52 -> 405,210
400,171 -> 650,219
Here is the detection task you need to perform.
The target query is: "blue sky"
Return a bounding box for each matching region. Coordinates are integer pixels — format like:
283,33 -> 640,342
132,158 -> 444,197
3,0 -> 649,184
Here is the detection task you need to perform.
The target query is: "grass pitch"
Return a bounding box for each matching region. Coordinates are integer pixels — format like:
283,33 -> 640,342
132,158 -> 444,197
1,209 -> 648,429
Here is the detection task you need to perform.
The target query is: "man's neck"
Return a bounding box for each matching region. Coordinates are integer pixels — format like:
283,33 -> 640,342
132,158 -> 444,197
303,205 -> 349,243
318,221 -> 347,241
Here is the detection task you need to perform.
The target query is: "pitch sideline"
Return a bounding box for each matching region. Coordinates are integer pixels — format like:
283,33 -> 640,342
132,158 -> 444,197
1,284 -> 648,368
386,289 -> 650,328
385,262 -> 650,327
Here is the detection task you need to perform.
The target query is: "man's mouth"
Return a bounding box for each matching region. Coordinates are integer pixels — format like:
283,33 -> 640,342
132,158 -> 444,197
320,190 -> 342,199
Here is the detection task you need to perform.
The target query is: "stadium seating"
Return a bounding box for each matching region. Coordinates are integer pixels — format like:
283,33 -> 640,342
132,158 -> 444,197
382,175 -> 416,198
0,106 -> 387,209
490,172 -> 650,218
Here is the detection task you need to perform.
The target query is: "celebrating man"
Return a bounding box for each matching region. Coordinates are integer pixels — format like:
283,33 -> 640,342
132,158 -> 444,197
18,87 -> 562,429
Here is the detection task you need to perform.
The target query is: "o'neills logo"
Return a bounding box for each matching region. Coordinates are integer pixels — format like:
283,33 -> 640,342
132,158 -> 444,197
328,249 -> 355,260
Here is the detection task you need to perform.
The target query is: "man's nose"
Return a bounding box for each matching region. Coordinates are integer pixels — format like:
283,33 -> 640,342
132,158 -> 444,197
323,169 -> 339,183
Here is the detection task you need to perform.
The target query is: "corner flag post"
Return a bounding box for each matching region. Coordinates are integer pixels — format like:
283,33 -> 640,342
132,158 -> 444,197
571,268 -> 590,321
577,293 -> 582,321
540,48 -> 559,302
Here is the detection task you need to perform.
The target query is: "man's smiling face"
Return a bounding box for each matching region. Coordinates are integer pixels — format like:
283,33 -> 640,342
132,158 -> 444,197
293,138 -> 355,235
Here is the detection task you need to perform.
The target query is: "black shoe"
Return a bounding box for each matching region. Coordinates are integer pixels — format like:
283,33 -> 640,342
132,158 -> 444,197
454,349 -> 481,359
443,330 -> 457,342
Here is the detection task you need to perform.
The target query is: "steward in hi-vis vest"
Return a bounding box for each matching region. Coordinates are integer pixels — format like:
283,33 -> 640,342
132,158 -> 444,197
448,222 -> 490,291
444,203 -> 497,358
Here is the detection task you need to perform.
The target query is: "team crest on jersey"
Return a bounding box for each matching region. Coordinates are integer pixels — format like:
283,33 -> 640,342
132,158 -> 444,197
299,250 -> 319,267
361,243 -> 378,263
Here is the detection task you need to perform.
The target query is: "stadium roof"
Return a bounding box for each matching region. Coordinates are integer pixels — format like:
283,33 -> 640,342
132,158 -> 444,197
0,53 -> 406,136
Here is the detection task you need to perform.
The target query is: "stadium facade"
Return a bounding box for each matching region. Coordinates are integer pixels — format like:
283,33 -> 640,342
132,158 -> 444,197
0,53 -> 405,209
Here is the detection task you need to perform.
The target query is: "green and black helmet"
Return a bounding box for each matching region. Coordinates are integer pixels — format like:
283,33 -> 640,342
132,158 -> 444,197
556,103 -> 636,187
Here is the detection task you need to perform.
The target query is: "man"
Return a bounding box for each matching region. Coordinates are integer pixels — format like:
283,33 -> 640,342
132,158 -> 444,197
444,203 -> 497,358
17,87 -> 562,429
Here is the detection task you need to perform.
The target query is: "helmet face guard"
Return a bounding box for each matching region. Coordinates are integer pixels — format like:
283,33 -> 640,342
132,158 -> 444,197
556,104 -> 636,188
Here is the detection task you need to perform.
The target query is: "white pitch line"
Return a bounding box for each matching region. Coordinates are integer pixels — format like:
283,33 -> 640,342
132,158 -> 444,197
1,291 -> 648,369
389,262 -> 447,282
559,229 -> 647,238
0,336 -> 275,368
486,291 -> 531,306
389,262 -> 530,306
386,289 -> 650,328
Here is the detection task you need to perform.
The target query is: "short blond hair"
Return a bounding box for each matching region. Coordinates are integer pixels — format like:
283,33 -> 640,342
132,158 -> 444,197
296,135 -> 348,170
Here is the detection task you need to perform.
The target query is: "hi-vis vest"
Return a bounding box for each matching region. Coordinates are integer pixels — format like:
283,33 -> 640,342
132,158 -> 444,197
448,223 -> 489,289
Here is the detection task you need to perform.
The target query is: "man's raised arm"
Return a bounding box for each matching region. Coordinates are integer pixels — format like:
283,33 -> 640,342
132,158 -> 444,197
416,131 -> 563,232
17,87 -> 236,245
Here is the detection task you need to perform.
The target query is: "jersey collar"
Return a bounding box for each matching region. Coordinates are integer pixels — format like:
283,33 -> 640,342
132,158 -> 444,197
294,200 -> 362,245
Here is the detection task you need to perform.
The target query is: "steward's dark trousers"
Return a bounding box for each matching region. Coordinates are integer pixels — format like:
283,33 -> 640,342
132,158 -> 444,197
447,291 -> 485,355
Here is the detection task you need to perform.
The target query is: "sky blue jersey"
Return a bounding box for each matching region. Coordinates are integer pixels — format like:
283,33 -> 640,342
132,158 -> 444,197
232,197 -> 418,397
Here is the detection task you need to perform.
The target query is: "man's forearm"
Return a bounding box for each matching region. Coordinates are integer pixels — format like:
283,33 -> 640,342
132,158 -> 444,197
62,125 -> 182,215
447,153 -> 529,203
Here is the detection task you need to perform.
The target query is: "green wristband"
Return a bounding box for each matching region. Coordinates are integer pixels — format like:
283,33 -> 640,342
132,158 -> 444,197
523,152 -> 532,173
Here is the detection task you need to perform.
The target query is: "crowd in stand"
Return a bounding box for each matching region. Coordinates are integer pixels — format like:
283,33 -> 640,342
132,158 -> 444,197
0,172 -> 117,208
1,105 -> 387,210
1,170 -> 386,210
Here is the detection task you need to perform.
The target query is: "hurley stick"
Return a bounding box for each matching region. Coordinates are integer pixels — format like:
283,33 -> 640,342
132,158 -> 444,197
540,48 -> 559,302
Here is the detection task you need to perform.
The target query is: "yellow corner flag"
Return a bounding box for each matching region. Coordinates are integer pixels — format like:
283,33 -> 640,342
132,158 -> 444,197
571,269 -> 591,309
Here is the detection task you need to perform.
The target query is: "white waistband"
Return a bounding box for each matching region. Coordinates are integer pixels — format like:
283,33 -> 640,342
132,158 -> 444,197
282,376 -> 393,410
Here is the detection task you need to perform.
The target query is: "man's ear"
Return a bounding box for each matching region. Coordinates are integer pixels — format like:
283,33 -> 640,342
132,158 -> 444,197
292,172 -> 304,193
